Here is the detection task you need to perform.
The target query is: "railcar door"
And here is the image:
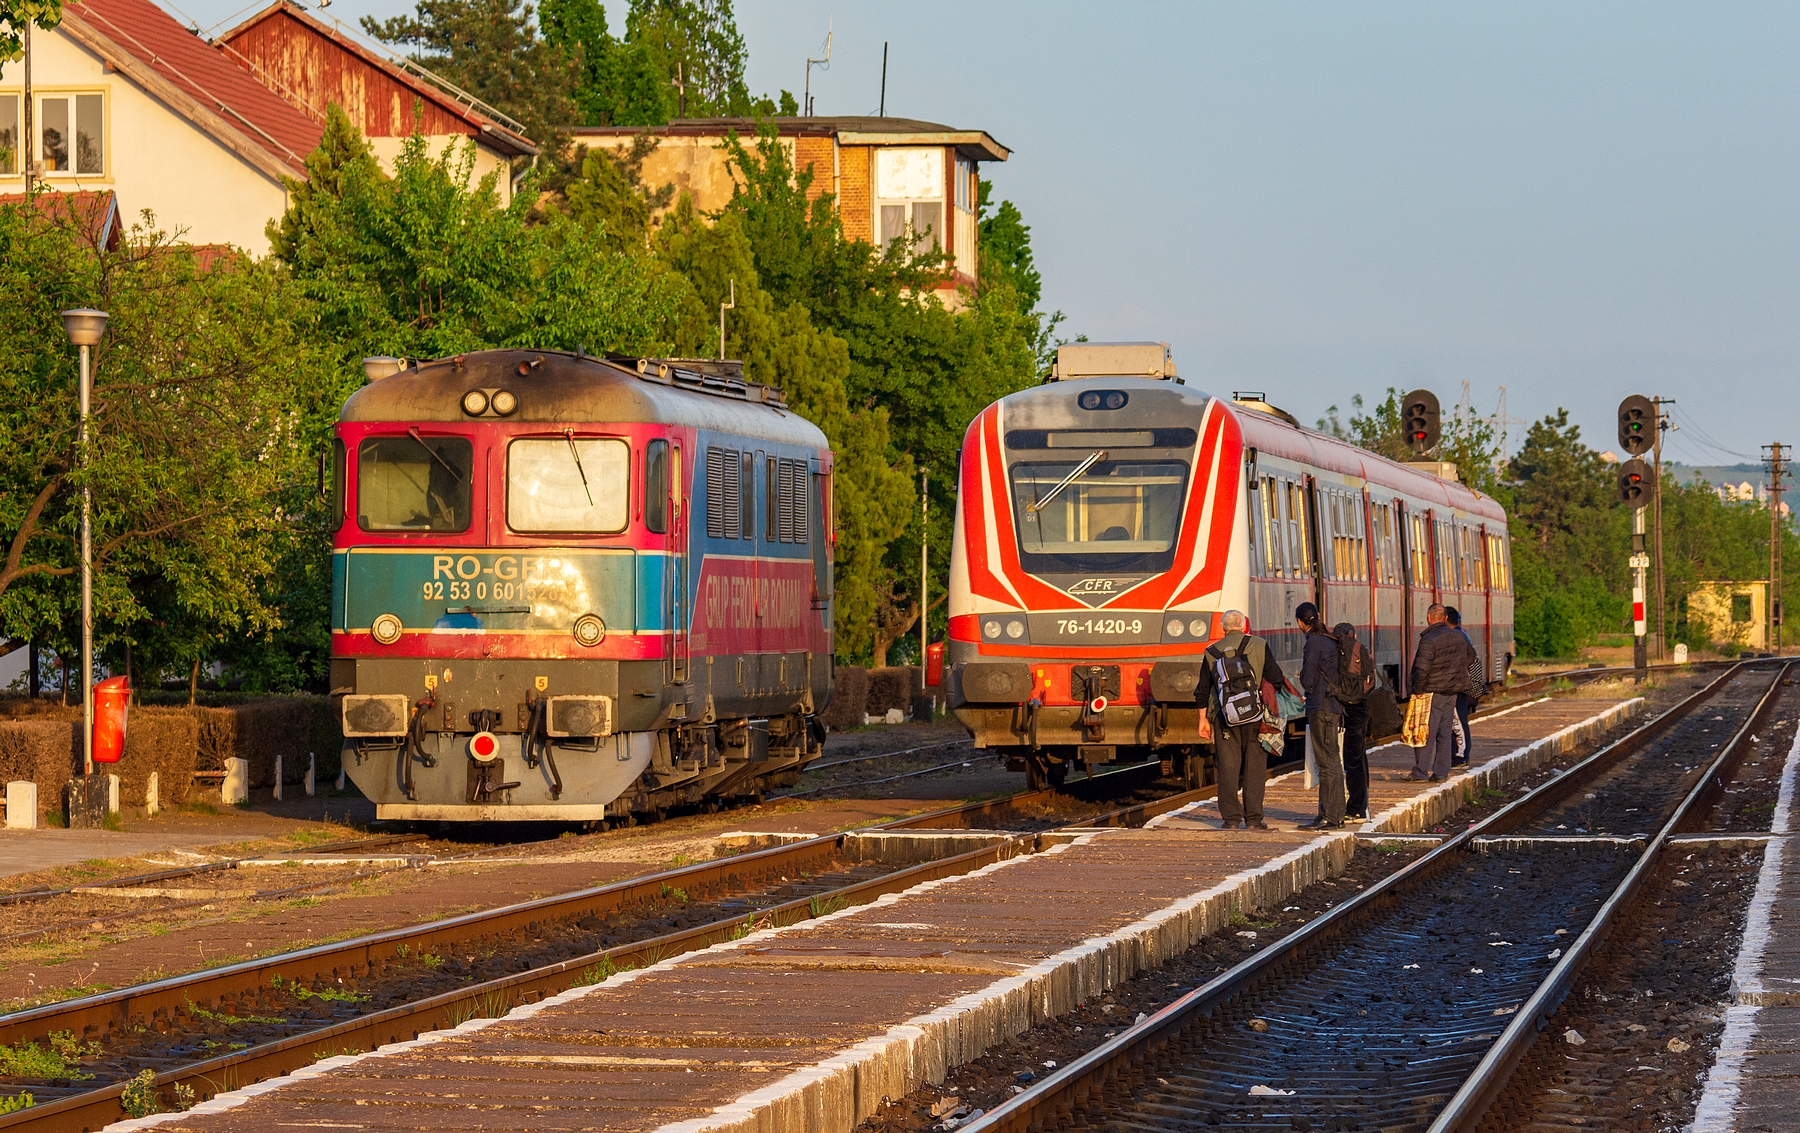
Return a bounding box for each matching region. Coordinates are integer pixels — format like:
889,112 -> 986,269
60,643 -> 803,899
670,441 -> 690,685
1303,476 -> 1327,619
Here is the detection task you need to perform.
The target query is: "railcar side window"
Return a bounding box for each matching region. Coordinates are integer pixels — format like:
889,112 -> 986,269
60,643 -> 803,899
740,453 -> 755,540
508,437 -> 629,533
357,434 -> 472,533
1409,513 -> 1433,589
1284,480 -> 1311,578
645,440 -> 670,534
1260,477 -> 1285,577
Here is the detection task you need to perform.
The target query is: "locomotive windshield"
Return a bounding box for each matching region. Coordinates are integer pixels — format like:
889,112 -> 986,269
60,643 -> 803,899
1009,457 -> 1188,573
357,434 -> 472,532
507,437 -> 630,532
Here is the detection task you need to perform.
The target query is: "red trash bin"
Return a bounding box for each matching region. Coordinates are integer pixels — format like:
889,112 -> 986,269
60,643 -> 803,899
92,676 -> 131,764
925,641 -> 944,688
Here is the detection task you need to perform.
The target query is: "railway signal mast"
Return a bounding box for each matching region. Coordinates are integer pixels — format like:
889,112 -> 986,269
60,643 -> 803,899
1765,443 -> 1788,655
1618,396 -> 1656,678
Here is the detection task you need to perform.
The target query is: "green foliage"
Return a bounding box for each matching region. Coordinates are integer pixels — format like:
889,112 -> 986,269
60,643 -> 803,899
0,199 -> 315,690
0,1092 -> 33,1115
0,0 -> 60,64
560,135 -> 674,252
119,1069 -> 160,1119
0,1031 -> 97,1079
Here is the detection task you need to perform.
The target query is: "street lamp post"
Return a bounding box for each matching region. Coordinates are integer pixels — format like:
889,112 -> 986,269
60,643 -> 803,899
61,309 -> 108,779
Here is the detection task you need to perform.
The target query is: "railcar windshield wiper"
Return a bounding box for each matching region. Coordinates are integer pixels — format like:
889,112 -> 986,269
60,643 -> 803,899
1028,449 -> 1107,514
406,427 -> 463,483
564,428 -> 595,506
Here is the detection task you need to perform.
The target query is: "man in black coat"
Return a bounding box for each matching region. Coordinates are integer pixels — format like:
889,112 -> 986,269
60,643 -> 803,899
1409,603 -> 1476,781
1296,602 -> 1346,829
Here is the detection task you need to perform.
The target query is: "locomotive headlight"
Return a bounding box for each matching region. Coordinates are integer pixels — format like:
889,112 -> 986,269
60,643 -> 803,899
1005,619 -> 1026,639
1189,616 -> 1210,638
490,389 -> 518,416
1078,390 -> 1101,410
573,613 -> 606,647
983,620 -> 1002,640
461,389 -> 490,416
1165,618 -> 1185,637
371,613 -> 403,645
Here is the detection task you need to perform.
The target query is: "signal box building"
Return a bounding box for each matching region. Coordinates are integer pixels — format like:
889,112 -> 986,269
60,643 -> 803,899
572,117 -> 1010,305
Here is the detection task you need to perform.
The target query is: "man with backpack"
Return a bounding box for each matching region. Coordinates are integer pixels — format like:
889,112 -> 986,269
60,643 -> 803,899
1198,609 -> 1271,830
1409,603 -> 1478,781
1295,603 -> 1347,829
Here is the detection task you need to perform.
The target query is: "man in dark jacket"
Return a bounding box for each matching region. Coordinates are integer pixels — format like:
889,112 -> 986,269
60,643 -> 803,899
1296,602 -> 1346,829
1197,609 -> 1270,830
1409,603 -> 1476,781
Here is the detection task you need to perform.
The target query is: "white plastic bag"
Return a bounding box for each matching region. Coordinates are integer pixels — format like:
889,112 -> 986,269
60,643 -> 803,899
1304,745 -> 1318,789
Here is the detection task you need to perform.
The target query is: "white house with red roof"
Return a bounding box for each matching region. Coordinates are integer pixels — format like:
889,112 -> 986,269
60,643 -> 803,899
0,0 -> 534,255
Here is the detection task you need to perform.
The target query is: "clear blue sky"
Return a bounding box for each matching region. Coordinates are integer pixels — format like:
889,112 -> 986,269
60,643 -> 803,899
173,0 -> 1800,467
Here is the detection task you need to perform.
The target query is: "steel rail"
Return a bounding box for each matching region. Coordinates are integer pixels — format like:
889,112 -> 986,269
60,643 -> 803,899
960,659 -> 1784,1133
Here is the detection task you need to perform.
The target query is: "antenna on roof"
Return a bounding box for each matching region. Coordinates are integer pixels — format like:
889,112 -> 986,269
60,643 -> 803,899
804,20 -> 832,116
879,42 -> 888,117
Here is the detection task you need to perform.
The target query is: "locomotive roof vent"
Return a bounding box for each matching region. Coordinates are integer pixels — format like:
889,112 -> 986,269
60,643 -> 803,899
1049,342 -> 1180,384
619,355 -> 788,409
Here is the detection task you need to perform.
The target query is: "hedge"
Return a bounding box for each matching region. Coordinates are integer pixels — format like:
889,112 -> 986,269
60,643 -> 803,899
0,695 -> 338,819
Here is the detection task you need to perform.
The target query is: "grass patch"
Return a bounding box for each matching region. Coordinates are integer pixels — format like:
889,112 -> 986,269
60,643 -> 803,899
0,1031 -> 100,1080
1228,909 -> 1279,931
43,810 -> 67,828
186,1000 -> 289,1026
808,895 -> 846,918
0,1093 -> 34,1115
445,989 -> 513,1027
183,801 -> 221,816
572,956 -> 631,986
101,811 -> 126,832
419,953 -> 445,970
291,985 -> 370,1005
659,884 -> 688,904
670,853 -> 693,867
286,897 -> 322,909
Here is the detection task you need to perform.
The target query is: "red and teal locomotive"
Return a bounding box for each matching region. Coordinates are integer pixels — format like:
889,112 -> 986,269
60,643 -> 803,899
329,350 -> 834,822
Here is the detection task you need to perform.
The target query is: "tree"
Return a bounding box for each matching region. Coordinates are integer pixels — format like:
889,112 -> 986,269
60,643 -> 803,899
363,0 -> 579,151
707,129 -> 1053,664
560,133 -> 674,252
1,0 -> 59,63
0,198 -> 317,692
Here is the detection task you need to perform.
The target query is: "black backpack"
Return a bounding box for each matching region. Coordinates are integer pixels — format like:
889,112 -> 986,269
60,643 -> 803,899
1331,622 -> 1377,704
1206,640 -> 1263,726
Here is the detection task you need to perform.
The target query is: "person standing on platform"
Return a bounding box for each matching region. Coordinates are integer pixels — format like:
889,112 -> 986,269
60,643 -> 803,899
1409,603 -> 1477,781
1199,609 -> 1270,831
1296,602 -> 1347,830
1445,607 -> 1478,768
1334,622 -> 1372,821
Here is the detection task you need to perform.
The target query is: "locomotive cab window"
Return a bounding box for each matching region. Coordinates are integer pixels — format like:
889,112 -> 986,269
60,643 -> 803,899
644,440 -> 670,534
1009,457 -> 1188,572
508,437 -> 629,532
357,434 -> 472,532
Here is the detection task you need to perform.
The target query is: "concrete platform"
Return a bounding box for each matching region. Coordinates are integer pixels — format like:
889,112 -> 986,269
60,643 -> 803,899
105,696 -> 1640,1133
1690,718 -> 1800,1133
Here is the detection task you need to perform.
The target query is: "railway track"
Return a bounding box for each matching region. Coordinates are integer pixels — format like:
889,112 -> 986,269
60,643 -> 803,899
0,664 -> 1694,1126
0,758 -> 1222,1130
961,660 -> 1789,1133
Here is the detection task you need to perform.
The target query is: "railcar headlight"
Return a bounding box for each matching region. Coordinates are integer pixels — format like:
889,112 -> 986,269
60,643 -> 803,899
490,389 -> 518,416
983,620 -> 1002,640
1165,618 -> 1185,638
461,389 -> 490,416
1189,616 -> 1210,638
573,613 -> 606,647
1005,619 -> 1026,639
371,613 -> 403,645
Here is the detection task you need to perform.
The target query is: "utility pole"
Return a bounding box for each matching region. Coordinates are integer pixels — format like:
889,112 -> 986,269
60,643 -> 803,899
918,468 -> 928,718
1765,443 -> 1788,655
879,42 -> 888,117
1652,397 -> 1675,660
23,19 -> 33,194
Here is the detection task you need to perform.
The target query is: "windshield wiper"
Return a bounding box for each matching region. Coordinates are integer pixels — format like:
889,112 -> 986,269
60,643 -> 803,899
406,427 -> 463,483
1028,450 -> 1107,514
565,428 -> 594,506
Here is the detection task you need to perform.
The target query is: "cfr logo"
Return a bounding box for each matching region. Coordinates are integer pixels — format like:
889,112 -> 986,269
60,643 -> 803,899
1066,577 -> 1138,596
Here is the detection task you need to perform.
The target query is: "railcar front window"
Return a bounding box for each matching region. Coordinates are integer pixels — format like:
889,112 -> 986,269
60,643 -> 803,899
1009,459 -> 1187,572
357,435 -> 472,532
508,437 -> 629,532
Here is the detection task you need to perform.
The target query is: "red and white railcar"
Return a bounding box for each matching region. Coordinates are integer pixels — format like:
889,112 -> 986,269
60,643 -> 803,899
945,343 -> 1513,788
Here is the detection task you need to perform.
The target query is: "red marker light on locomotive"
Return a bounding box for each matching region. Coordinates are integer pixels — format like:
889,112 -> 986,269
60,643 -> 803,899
469,731 -> 499,761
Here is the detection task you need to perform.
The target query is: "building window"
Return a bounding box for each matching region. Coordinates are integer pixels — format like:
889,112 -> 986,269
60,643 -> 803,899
1732,593 -> 1753,624
875,147 -> 943,255
0,94 -> 17,175
38,93 -> 104,176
